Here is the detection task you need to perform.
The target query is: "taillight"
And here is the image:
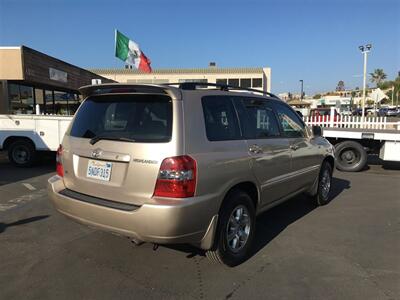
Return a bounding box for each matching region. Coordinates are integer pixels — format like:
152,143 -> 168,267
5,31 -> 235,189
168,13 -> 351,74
56,144 -> 64,177
153,155 -> 197,198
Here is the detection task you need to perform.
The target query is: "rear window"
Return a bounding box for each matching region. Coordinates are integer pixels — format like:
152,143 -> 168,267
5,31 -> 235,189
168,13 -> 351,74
69,94 -> 172,143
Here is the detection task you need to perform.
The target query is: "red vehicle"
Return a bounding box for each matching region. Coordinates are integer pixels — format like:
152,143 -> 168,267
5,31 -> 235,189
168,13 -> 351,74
309,108 -> 339,122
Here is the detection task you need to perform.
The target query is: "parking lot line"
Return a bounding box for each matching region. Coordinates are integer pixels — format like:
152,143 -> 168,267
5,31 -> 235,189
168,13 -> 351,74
22,183 -> 36,191
0,188 -> 46,212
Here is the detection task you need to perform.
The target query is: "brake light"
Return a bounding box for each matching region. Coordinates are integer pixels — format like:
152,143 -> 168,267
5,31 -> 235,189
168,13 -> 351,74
153,155 -> 197,198
56,145 -> 64,177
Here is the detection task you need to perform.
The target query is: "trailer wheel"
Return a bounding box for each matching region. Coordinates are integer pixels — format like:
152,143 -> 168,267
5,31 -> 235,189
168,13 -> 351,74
8,140 -> 37,167
335,141 -> 367,172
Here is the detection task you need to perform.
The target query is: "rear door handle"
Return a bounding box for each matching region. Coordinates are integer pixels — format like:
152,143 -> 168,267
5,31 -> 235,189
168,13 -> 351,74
249,144 -> 263,154
290,145 -> 299,151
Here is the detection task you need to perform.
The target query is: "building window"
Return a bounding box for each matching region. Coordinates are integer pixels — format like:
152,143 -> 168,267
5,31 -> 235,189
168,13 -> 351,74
252,78 -> 262,88
178,79 -> 208,88
19,85 -> 34,114
45,90 -> 54,114
8,84 -> 34,114
228,78 -> 239,87
7,84 -> 79,115
34,88 -> 44,114
153,79 -> 169,84
240,78 -> 251,88
69,94 -> 80,115
135,79 -> 153,84
216,79 -> 227,85
178,79 -> 208,83
54,91 -> 72,115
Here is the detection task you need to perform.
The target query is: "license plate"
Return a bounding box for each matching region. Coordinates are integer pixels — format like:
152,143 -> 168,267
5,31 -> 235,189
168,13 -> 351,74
87,160 -> 112,181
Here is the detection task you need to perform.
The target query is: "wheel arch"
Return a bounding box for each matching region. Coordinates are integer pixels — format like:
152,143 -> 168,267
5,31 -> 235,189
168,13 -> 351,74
323,155 -> 335,172
3,136 -> 36,150
326,137 -> 381,154
220,181 -> 259,213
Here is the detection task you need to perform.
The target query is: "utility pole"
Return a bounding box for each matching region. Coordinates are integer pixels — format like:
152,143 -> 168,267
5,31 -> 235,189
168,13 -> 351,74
359,44 -> 372,124
299,80 -> 304,100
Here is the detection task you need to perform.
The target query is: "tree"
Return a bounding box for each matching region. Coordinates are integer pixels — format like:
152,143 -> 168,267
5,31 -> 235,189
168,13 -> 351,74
313,93 -> 321,99
336,80 -> 345,91
375,75 -> 400,104
370,69 -> 387,87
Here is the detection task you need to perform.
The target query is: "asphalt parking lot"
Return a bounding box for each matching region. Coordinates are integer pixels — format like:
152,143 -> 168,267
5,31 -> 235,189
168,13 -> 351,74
0,152 -> 399,300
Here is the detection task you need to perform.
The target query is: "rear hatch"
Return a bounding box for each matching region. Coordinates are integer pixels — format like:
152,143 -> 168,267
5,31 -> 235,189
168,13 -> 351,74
61,92 -> 181,206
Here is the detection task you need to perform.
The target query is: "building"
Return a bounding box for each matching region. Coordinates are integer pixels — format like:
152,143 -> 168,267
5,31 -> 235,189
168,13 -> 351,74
91,64 -> 272,93
0,46 -> 114,115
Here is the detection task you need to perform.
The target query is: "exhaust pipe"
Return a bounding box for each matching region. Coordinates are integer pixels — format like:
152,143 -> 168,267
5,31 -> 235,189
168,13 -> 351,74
130,238 -> 144,246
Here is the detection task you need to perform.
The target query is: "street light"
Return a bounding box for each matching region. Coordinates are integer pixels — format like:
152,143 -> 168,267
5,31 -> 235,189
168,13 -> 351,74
299,80 -> 304,100
359,44 -> 372,124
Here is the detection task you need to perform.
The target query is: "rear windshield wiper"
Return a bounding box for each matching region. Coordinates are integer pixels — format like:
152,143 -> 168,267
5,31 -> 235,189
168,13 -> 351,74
89,136 -> 136,145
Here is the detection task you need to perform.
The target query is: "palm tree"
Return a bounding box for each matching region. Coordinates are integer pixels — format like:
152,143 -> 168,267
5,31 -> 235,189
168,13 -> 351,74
370,69 -> 387,87
336,80 -> 345,91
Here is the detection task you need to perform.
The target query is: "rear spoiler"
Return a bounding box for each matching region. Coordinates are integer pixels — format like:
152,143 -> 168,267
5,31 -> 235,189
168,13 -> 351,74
79,83 -> 180,99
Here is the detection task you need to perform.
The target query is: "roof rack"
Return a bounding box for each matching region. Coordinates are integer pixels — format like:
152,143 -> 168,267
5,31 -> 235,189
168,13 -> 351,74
164,82 -> 280,99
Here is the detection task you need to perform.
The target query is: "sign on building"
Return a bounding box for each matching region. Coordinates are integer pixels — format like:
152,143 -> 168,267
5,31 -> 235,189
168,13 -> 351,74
49,67 -> 68,83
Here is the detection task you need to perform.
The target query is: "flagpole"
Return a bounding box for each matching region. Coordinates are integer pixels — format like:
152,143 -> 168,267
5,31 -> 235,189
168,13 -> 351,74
114,29 -> 118,81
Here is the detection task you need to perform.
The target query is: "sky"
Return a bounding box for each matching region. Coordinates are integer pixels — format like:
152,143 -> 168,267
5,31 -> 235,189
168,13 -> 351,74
0,0 -> 399,95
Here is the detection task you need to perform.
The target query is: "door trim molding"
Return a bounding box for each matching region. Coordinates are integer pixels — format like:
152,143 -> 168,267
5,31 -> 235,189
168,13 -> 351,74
261,164 -> 320,188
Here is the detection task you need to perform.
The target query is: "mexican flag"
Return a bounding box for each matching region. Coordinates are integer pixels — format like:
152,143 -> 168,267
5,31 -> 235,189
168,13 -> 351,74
115,30 -> 152,73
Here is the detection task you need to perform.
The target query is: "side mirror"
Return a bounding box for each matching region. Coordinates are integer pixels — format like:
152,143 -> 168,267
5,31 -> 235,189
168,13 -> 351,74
312,125 -> 322,137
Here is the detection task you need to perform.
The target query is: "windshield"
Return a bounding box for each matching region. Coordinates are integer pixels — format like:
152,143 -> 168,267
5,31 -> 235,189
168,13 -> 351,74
69,94 -> 173,143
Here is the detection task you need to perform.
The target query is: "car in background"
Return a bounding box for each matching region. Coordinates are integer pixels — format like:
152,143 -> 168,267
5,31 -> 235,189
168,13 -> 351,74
378,107 -> 399,117
385,107 -> 400,117
309,107 -> 339,121
352,108 -> 371,116
340,109 -> 353,116
378,107 -> 388,117
366,107 -> 378,115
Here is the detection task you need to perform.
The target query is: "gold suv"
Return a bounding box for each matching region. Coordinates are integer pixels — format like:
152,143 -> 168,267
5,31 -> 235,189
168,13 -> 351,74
48,83 -> 334,266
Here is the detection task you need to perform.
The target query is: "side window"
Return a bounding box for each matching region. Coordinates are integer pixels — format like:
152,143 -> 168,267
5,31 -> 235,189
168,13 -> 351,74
236,98 -> 280,139
274,103 -> 306,138
201,96 -> 241,141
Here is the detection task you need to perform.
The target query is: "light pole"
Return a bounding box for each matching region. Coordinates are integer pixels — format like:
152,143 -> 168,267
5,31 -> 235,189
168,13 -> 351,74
359,44 -> 372,124
299,80 -> 304,100
392,86 -> 395,106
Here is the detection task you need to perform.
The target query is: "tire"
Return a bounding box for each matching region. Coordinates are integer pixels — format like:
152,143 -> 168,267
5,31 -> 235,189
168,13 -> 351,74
334,141 -> 367,172
206,189 -> 256,267
314,161 -> 333,206
7,140 -> 37,167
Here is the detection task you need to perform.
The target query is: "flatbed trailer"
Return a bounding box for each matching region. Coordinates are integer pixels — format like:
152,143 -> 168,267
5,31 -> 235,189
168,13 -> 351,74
321,127 -> 400,171
0,114 -> 72,166
303,108 -> 400,171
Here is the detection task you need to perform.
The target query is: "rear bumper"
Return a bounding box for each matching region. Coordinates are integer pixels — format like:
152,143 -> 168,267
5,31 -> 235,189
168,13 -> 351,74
47,175 -> 218,249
